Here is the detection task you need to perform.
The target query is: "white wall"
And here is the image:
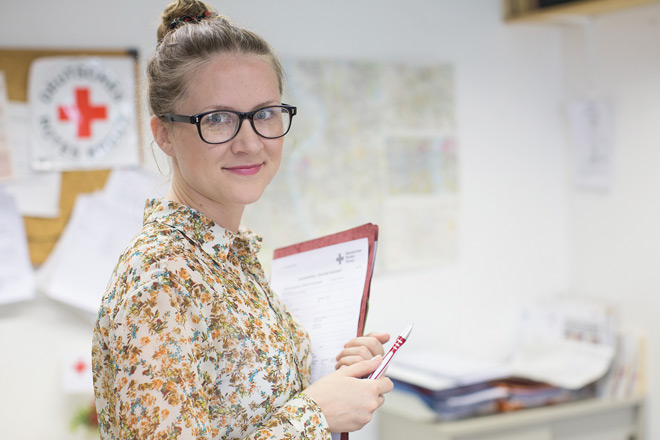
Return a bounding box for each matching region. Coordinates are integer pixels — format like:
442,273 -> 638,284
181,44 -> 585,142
0,1 -> 573,439
561,4 -> 660,438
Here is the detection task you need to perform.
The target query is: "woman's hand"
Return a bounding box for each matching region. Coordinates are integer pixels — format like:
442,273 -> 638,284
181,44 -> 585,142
304,356 -> 394,433
335,332 -> 390,369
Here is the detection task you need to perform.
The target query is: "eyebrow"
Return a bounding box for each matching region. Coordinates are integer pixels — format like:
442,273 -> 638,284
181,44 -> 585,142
204,100 -> 281,113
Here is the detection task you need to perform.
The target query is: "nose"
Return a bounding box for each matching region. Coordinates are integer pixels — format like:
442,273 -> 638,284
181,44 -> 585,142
230,118 -> 263,154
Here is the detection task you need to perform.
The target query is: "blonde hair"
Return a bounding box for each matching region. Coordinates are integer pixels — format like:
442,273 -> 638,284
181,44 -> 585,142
147,0 -> 284,118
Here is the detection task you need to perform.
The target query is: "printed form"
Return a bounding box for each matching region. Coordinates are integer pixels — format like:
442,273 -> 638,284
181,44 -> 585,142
270,237 -> 369,383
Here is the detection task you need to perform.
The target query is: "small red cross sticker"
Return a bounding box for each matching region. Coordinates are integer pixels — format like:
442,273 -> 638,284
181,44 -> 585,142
73,359 -> 87,375
58,87 -> 108,138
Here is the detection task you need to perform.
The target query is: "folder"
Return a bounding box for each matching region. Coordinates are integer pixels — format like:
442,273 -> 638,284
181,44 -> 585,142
270,223 -> 379,440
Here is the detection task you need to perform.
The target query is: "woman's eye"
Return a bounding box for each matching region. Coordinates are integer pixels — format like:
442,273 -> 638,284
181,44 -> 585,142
254,108 -> 275,120
207,112 -> 232,124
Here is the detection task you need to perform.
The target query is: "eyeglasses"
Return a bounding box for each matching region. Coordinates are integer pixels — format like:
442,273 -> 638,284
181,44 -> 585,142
163,104 -> 297,145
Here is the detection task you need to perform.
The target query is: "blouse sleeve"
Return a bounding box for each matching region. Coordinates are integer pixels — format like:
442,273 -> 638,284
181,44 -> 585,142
102,274 -> 331,440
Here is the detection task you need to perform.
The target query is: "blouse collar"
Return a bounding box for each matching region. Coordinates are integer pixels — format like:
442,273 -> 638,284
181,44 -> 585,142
143,198 -> 263,263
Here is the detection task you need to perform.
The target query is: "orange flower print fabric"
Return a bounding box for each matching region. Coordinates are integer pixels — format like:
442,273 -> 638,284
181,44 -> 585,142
92,199 -> 331,440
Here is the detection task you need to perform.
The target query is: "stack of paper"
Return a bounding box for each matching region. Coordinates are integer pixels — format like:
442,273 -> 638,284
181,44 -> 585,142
385,297 -> 622,420
493,377 -> 580,412
386,350 -> 512,420
387,350 -> 596,420
597,329 -> 646,399
509,297 -> 616,390
387,350 -> 511,392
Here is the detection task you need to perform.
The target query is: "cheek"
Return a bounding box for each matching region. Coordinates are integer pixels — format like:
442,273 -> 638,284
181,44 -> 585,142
171,130 -> 210,167
268,140 -> 284,165
267,144 -> 284,179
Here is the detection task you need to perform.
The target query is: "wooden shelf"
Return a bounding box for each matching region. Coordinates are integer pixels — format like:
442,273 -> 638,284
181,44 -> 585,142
503,0 -> 660,23
379,391 -> 646,440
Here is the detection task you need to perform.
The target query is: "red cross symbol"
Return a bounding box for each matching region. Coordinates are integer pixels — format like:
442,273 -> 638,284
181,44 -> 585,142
73,358 -> 87,375
58,87 -> 108,138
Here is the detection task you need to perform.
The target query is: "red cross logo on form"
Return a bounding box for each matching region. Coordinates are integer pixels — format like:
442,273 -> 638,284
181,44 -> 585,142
57,87 -> 108,138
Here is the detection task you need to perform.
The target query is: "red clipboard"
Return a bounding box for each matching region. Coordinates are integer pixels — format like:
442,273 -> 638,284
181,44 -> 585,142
272,223 -> 378,440
273,223 -> 378,338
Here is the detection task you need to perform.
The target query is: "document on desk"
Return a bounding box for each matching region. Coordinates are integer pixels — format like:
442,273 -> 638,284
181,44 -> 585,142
270,224 -> 378,383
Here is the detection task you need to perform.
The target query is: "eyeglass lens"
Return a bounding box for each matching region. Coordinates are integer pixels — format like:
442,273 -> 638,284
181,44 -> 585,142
200,106 -> 292,143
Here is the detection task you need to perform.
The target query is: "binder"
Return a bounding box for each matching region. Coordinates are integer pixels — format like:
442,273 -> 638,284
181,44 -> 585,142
270,223 -> 379,440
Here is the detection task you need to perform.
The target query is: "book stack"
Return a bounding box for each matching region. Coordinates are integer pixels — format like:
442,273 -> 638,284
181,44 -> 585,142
391,379 -> 506,421
385,298 -> 645,421
387,351 -> 594,421
386,351 -> 511,420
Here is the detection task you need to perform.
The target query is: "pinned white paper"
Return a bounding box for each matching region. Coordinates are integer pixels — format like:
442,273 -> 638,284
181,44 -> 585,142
28,56 -> 140,171
567,98 -> 615,191
62,351 -> 94,394
3,102 -> 61,218
0,71 -> 14,181
38,168 -> 164,314
0,188 -> 36,304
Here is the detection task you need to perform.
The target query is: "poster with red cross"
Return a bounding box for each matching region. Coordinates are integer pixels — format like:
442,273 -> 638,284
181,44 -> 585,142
27,56 -> 139,170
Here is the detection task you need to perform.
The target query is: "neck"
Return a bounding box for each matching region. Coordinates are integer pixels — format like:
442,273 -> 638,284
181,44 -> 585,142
166,183 -> 244,234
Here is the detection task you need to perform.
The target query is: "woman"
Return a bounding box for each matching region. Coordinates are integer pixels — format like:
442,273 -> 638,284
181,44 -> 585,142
92,1 -> 393,439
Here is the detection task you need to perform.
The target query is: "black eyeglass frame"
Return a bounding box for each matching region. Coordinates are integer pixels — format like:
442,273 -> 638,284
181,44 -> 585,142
163,104 -> 297,145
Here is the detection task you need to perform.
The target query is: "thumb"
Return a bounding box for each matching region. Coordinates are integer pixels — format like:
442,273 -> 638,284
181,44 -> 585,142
340,355 -> 383,378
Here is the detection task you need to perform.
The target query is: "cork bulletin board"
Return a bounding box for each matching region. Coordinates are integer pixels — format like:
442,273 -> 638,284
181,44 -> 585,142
0,48 -> 140,265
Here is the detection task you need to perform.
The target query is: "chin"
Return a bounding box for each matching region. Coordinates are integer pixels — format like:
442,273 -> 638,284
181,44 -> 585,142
235,190 -> 267,207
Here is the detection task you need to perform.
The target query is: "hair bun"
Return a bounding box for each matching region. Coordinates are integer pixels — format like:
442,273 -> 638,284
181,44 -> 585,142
157,0 -> 217,43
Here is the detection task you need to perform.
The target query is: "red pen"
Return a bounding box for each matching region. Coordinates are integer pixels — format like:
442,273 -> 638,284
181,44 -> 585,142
368,324 -> 413,379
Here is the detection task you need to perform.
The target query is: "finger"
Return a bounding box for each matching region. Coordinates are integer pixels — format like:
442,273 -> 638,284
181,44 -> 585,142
374,392 -> 387,409
365,332 -> 391,344
339,355 -> 383,378
375,376 -> 394,394
335,355 -> 366,369
342,336 -> 388,357
343,333 -> 390,348
335,345 -> 373,362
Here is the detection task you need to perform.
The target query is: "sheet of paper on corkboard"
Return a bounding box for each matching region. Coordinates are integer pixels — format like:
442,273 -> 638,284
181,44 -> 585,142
0,48 -> 139,265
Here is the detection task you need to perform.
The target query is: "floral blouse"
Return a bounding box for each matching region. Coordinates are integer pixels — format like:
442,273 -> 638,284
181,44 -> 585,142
92,199 -> 331,440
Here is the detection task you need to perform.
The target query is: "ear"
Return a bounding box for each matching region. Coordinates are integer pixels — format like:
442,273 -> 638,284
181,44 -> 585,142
151,116 -> 175,157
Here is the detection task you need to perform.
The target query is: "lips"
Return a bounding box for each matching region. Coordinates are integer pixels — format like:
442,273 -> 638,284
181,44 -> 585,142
224,163 -> 263,176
